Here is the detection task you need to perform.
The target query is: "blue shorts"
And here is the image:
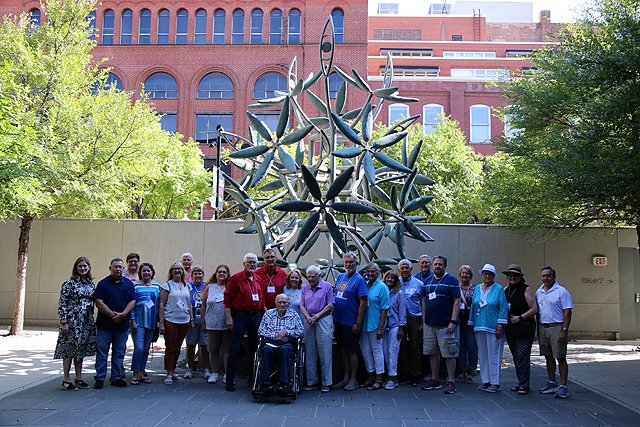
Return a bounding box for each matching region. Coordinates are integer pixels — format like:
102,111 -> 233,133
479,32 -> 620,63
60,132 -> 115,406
185,315 -> 207,346
334,322 -> 360,352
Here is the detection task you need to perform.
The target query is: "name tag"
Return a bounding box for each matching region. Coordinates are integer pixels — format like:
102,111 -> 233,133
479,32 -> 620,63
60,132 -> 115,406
195,301 -> 202,308
145,299 -> 155,309
214,295 -> 224,303
479,300 -> 487,308
507,302 -> 511,310
252,293 -> 259,301
428,292 -> 436,300
177,300 -> 187,309
459,302 -> 465,310
406,288 -> 416,295
336,291 -> 344,299
267,286 -> 275,293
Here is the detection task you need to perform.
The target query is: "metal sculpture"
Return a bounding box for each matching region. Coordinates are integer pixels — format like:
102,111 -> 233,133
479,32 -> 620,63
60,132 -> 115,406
217,17 -> 435,276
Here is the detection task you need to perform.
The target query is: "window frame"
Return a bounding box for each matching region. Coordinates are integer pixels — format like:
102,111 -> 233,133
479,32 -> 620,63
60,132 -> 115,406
232,9 -> 245,44
422,104 -> 444,135
253,72 -> 287,99
195,113 -> 234,145
331,9 -> 344,44
101,9 -> 114,45
157,9 -> 170,45
288,9 -> 301,44
144,72 -> 178,99
197,72 -> 234,100
269,9 -> 282,44
250,9 -> 263,45
194,9 -> 207,44
176,9 -> 188,45
213,9 -> 226,44
470,104 -> 491,143
388,103 -> 409,126
120,9 -> 133,44
138,9 -> 151,45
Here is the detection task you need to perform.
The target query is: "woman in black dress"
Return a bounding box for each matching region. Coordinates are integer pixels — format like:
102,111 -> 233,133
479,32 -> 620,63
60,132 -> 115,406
54,257 -> 97,390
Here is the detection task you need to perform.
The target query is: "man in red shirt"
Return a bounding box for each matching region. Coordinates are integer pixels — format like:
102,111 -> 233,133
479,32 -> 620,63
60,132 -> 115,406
255,248 -> 287,309
224,252 -> 264,391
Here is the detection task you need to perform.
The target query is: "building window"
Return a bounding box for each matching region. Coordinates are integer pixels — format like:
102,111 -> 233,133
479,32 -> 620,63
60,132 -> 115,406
176,9 -> 188,45
159,114 -> 177,133
328,72 -> 343,99
269,9 -> 282,44
29,9 -> 41,27
372,28 -> 421,41
378,3 -> 400,14
86,11 -> 96,40
380,48 -> 433,57
101,9 -> 114,45
443,51 -> 496,58
139,9 -> 151,45
106,72 -> 123,91
121,9 -> 132,44
384,66 -> 439,77
144,72 -> 178,99
194,9 -> 207,44
506,49 -> 533,58
288,9 -> 301,44
196,114 -> 233,144
452,34 -> 463,41
470,105 -> 491,143
331,9 -> 344,43
213,9 -> 226,44
502,105 -> 520,138
157,9 -> 169,45
254,113 -> 280,141
429,4 -> 452,14
232,9 -> 244,44
451,69 -> 510,79
250,9 -> 263,44
423,104 -> 444,135
198,73 -> 234,99
388,103 -> 409,125
254,72 -> 286,99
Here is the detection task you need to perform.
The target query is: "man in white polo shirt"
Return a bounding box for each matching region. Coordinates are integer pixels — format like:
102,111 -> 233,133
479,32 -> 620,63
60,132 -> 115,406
536,266 -> 573,399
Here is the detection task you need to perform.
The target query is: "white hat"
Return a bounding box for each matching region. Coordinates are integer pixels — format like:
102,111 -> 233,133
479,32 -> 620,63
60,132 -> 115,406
479,263 -> 497,275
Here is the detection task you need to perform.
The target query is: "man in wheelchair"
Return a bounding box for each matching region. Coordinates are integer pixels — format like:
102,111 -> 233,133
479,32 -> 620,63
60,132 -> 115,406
255,294 -> 305,398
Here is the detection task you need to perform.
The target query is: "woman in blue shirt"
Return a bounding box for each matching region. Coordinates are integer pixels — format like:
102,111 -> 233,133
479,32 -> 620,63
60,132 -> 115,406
130,263 -> 160,385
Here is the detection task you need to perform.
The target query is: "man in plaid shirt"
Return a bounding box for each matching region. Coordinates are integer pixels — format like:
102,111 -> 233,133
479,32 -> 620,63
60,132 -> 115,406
257,294 -> 304,397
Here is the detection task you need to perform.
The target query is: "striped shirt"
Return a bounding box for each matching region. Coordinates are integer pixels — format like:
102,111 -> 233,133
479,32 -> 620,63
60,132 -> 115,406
132,282 -> 160,330
258,307 -> 304,340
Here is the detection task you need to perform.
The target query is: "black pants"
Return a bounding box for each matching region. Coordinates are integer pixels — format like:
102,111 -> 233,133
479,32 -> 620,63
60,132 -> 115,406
506,332 -> 535,390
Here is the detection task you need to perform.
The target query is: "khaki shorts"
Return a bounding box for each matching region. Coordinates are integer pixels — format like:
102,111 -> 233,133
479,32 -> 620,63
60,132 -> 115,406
423,325 -> 459,358
538,324 -> 567,358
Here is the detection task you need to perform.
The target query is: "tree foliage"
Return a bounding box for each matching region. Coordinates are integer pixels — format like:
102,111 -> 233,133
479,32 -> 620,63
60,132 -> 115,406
491,0 -> 640,239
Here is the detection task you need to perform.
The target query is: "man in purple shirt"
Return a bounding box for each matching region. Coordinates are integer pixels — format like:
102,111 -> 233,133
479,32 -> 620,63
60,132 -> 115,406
300,265 -> 335,393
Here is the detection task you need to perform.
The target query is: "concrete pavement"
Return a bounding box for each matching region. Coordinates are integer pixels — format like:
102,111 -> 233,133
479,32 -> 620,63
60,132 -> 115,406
1,326 -> 639,426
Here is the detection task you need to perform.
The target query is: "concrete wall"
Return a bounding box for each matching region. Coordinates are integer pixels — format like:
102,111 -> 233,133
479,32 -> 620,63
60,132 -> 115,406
1,219 -> 637,338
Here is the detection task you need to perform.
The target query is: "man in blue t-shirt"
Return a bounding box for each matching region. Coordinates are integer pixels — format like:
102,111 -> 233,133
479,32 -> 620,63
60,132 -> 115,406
421,255 -> 461,395
93,258 -> 136,389
333,252 -> 367,391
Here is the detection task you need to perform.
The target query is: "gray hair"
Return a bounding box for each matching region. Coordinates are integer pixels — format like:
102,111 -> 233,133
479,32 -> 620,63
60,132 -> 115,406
306,265 -> 321,276
263,247 -> 277,256
244,252 -> 258,262
398,259 -> 412,268
419,254 -> 431,262
343,252 -> 359,263
181,252 -> 193,259
364,262 -> 381,273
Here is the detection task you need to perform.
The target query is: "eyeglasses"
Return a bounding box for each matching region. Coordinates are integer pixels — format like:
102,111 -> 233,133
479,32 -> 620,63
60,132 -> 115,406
128,260 -> 138,264
217,271 -> 228,275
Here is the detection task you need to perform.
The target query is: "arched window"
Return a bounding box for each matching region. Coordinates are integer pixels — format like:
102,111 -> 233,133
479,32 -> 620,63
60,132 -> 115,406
213,9 -> 226,44
176,9 -> 188,44
250,9 -> 263,44
198,73 -> 234,99
328,72 -> 343,99
232,9 -> 244,44
331,8 -> 344,44
121,9 -> 133,44
254,72 -> 286,99
470,104 -> 491,143
269,9 -> 282,44
194,9 -> 207,44
288,9 -> 301,44
157,9 -> 170,45
423,104 -> 444,135
102,9 -> 114,45
388,103 -> 409,125
106,72 -> 124,90
139,9 -> 151,44
86,10 -> 96,41
144,72 -> 178,99
29,8 -> 41,27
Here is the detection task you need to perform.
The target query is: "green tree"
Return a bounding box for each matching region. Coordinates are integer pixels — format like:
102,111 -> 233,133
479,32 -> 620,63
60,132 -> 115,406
0,0 -> 210,334
379,118 -> 488,223
492,0 -> 640,248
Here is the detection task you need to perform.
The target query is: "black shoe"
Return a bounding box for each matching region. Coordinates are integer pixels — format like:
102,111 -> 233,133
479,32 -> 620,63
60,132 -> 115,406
225,384 -> 236,391
277,384 -> 287,397
110,379 -> 127,387
93,380 -> 104,389
261,384 -> 274,397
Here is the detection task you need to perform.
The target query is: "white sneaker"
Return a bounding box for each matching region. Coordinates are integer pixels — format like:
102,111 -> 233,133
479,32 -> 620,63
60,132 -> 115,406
384,380 -> 397,390
208,373 -> 219,384
203,369 -> 211,379
222,374 -> 227,384
184,369 -> 193,379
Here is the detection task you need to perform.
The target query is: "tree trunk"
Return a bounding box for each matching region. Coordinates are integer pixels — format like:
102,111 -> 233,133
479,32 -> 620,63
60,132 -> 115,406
10,216 -> 33,336
637,224 -> 640,258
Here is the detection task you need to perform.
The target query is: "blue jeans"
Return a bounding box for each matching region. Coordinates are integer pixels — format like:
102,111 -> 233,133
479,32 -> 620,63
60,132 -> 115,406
95,327 -> 129,382
227,311 -> 261,386
260,342 -> 295,385
458,324 -> 478,374
131,327 -> 154,373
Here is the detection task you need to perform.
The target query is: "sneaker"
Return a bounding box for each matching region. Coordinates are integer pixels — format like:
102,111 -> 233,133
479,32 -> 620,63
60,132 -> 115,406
321,385 -> 331,393
222,374 -> 227,384
554,385 -> 569,399
173,375 -> 185,382
203,369 -> 211,379
93,380 -> 104,389
485,384 -> 501,393
303,384 -> 318,391
539,381 -> 559,394
208,373 -> 219,384
421,379 -> 442,390
443,381 -> 456,394
343,381 -> 358,391
184,369 -> 193,379
384,380 -> 397,390
110,379 -> 127,387
478,383 -> 490,391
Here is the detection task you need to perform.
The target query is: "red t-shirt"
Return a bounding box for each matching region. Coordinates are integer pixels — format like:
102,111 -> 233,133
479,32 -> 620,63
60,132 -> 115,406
254,266 -> 287,309
224,270 -> 264,312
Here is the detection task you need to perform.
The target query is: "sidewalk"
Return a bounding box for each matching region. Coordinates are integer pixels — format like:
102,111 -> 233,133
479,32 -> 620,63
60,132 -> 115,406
1,327 -> 639,426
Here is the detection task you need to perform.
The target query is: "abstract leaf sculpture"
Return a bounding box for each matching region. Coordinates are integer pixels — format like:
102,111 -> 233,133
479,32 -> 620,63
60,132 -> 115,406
217,16 -> 435,277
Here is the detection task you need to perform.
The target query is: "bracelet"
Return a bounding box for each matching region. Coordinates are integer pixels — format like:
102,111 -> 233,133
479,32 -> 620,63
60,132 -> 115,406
518,315 -> 524,322
561,328 -> 568,332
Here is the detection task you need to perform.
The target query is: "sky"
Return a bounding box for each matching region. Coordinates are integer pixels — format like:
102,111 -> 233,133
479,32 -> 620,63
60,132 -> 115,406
526,0 -> 589,22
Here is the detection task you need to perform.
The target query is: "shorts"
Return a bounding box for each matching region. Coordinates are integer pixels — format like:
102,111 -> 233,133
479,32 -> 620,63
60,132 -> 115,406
423,324 -> 459,358
334,322 -> 360,352
538,324 -> 567,358
186,316 -> 207,346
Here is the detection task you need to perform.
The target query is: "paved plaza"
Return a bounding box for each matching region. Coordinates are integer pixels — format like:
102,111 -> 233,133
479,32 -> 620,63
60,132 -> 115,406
0,328 -> 639,426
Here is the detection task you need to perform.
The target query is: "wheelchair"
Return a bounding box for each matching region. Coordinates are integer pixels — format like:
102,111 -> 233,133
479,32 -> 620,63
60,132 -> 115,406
251,337 -> 305,401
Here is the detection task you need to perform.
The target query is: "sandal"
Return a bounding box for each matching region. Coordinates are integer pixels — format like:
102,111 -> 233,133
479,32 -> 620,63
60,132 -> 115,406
360,379 -> 375,388
60,381 -> 77,391
164,376 -> 173,385
510,385 -> 520,392
139,377 -> 152,384
130,378 -> 140,385
367,382 -> 383,391
74,379 -> 90,389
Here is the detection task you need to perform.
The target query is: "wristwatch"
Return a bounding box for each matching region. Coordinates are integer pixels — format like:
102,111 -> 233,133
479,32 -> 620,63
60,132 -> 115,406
450,319 -> 458,325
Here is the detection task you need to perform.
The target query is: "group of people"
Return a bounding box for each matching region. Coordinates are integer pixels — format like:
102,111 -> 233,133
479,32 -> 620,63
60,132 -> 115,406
53,249 -> 574,400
